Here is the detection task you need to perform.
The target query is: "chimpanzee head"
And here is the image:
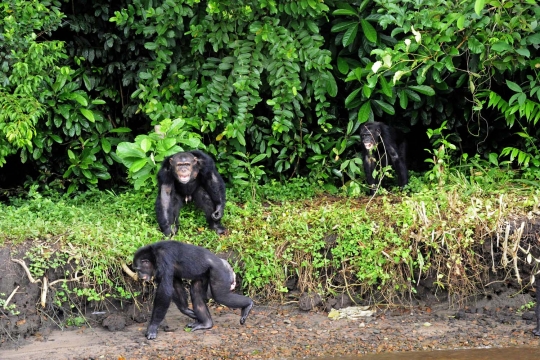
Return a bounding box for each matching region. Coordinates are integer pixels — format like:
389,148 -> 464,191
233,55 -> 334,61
169,152 -> 200,184
360,124 -> 381,150
133,246 -> 156,281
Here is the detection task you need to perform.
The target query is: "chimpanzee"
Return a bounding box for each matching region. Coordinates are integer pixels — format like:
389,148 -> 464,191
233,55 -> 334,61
534,274 -> 540,336
359,121 -> 408,195
156,150 -> 226,236
133,241 -> 253,340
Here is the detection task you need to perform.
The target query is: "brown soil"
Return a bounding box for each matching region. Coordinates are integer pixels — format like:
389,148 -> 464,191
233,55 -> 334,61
2,290 -> 540,360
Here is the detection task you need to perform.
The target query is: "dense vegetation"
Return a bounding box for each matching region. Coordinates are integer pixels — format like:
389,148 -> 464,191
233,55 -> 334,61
1,0 -> 540,324
0,0 -> 539,194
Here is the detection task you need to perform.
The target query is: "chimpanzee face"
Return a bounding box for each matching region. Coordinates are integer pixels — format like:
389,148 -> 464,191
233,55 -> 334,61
170,153 -> 199,184
134,258 -> 155,281
360,126 -> 381,150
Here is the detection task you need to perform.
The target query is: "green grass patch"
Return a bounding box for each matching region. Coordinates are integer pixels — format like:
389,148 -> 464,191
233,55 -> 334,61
1,173 -> 539,308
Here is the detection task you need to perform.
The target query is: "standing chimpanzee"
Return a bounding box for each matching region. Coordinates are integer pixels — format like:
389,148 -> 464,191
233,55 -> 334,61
133,241 -> 253,340
156,150 -> 226,236
359,121 -> 408,195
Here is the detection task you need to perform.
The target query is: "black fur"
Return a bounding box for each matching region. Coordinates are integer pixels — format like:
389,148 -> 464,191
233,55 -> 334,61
155,150 -> 226,235
359,122 -> 408,195
534,274 -> 540,336
133,241 -> 253,340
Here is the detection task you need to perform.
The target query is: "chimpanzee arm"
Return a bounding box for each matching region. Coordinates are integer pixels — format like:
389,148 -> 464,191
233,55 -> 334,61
383,137 -> 408,188
146,254 -> 175,340
362,150 -> 378,195
190,150 -> 226,221
155,159 -> 183,236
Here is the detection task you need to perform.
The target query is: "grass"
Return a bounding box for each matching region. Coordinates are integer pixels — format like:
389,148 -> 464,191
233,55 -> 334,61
1,169 -> 539,311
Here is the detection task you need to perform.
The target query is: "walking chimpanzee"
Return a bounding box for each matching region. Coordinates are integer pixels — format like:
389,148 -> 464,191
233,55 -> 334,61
156,150 -> 226,236
359,121 -> 408,195
133,241 -> 253,340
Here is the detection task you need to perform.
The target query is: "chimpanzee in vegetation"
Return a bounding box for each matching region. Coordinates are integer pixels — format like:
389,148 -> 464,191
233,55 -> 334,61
359,121 -> 408,195
156,150 -> 226,236
133,241 -> 253,340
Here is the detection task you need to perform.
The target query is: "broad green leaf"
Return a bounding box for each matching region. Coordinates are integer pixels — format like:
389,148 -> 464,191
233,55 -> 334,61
140,138 -> 152,153
456,15 -> 465,30
326,72 -> 338,97
331,20 -> 357,33
399,90 -> 409,109
409,85 -> 435,96
251,154 -> 267,164
101,138 -> 111,153
379,76 -> 392,97
345,88 -> 362,108
337,57 -> 349,74
491,42 -> 512,52
474,0 -> 485,15
467,37 -> 484,54
130,158 -> 148,173
515,48 -> 530,58
361,19 -> 377,43
80,108 -> 95,122
527,33 -> 540,45
506,80 -> 522,93
116,142 -> 146,159
374,100 -> 395,115
343,23 -> 359,47
110,127 -> 132,133
358,101 -> 372,123
70,93 -> 88,106
68,149 -> 76,160
333,9 -> 357,16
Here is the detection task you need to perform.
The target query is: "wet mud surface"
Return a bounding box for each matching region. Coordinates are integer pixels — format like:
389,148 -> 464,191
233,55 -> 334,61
2,296 -> 540,360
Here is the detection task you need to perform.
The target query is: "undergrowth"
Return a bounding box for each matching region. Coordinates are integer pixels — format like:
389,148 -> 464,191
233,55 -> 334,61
0,172 -> 539,313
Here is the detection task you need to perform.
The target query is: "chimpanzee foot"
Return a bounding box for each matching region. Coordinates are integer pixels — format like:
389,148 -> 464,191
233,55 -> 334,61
187,321 -> 213,331
145,324 -> 159,340
210,223 -> 227,235
240,301 -> 253,325
533,327 -> 540,336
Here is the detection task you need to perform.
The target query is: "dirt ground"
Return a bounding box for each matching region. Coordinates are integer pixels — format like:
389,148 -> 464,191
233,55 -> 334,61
2,290 -> 540,360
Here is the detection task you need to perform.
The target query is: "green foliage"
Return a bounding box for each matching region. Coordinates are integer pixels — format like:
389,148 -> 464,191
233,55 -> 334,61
116,118 -> 202,189
424,121 -> 458,186
0,293 -> 20,316
109,0 -> 340,183
2,175 -> 534,306
0,0 -> 126,193
483,72 -> 540,180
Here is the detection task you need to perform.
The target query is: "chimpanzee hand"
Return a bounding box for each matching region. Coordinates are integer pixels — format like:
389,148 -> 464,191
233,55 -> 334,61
212,205 -> 223,221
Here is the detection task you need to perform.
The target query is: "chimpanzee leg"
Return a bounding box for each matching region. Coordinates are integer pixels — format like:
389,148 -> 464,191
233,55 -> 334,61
172,278 -> 197,320
186,279 -> 213,331
534,274 -> 540,336
387,142 -> 408,188
362,151 -> 378,195
193,187 -> 226,235
209,268 -> 253,325
146,282 -> 173,340
156,184 -> 183,236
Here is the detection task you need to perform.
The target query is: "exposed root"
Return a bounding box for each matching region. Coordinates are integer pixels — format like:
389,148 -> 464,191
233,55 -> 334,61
3,286 -> 19,309
121,262 -> 138,280
11,259 -> 41,284
12,258 -> 84,308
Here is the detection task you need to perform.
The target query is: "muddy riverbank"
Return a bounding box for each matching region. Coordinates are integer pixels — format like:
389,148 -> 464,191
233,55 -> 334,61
2,286 -> 540,359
